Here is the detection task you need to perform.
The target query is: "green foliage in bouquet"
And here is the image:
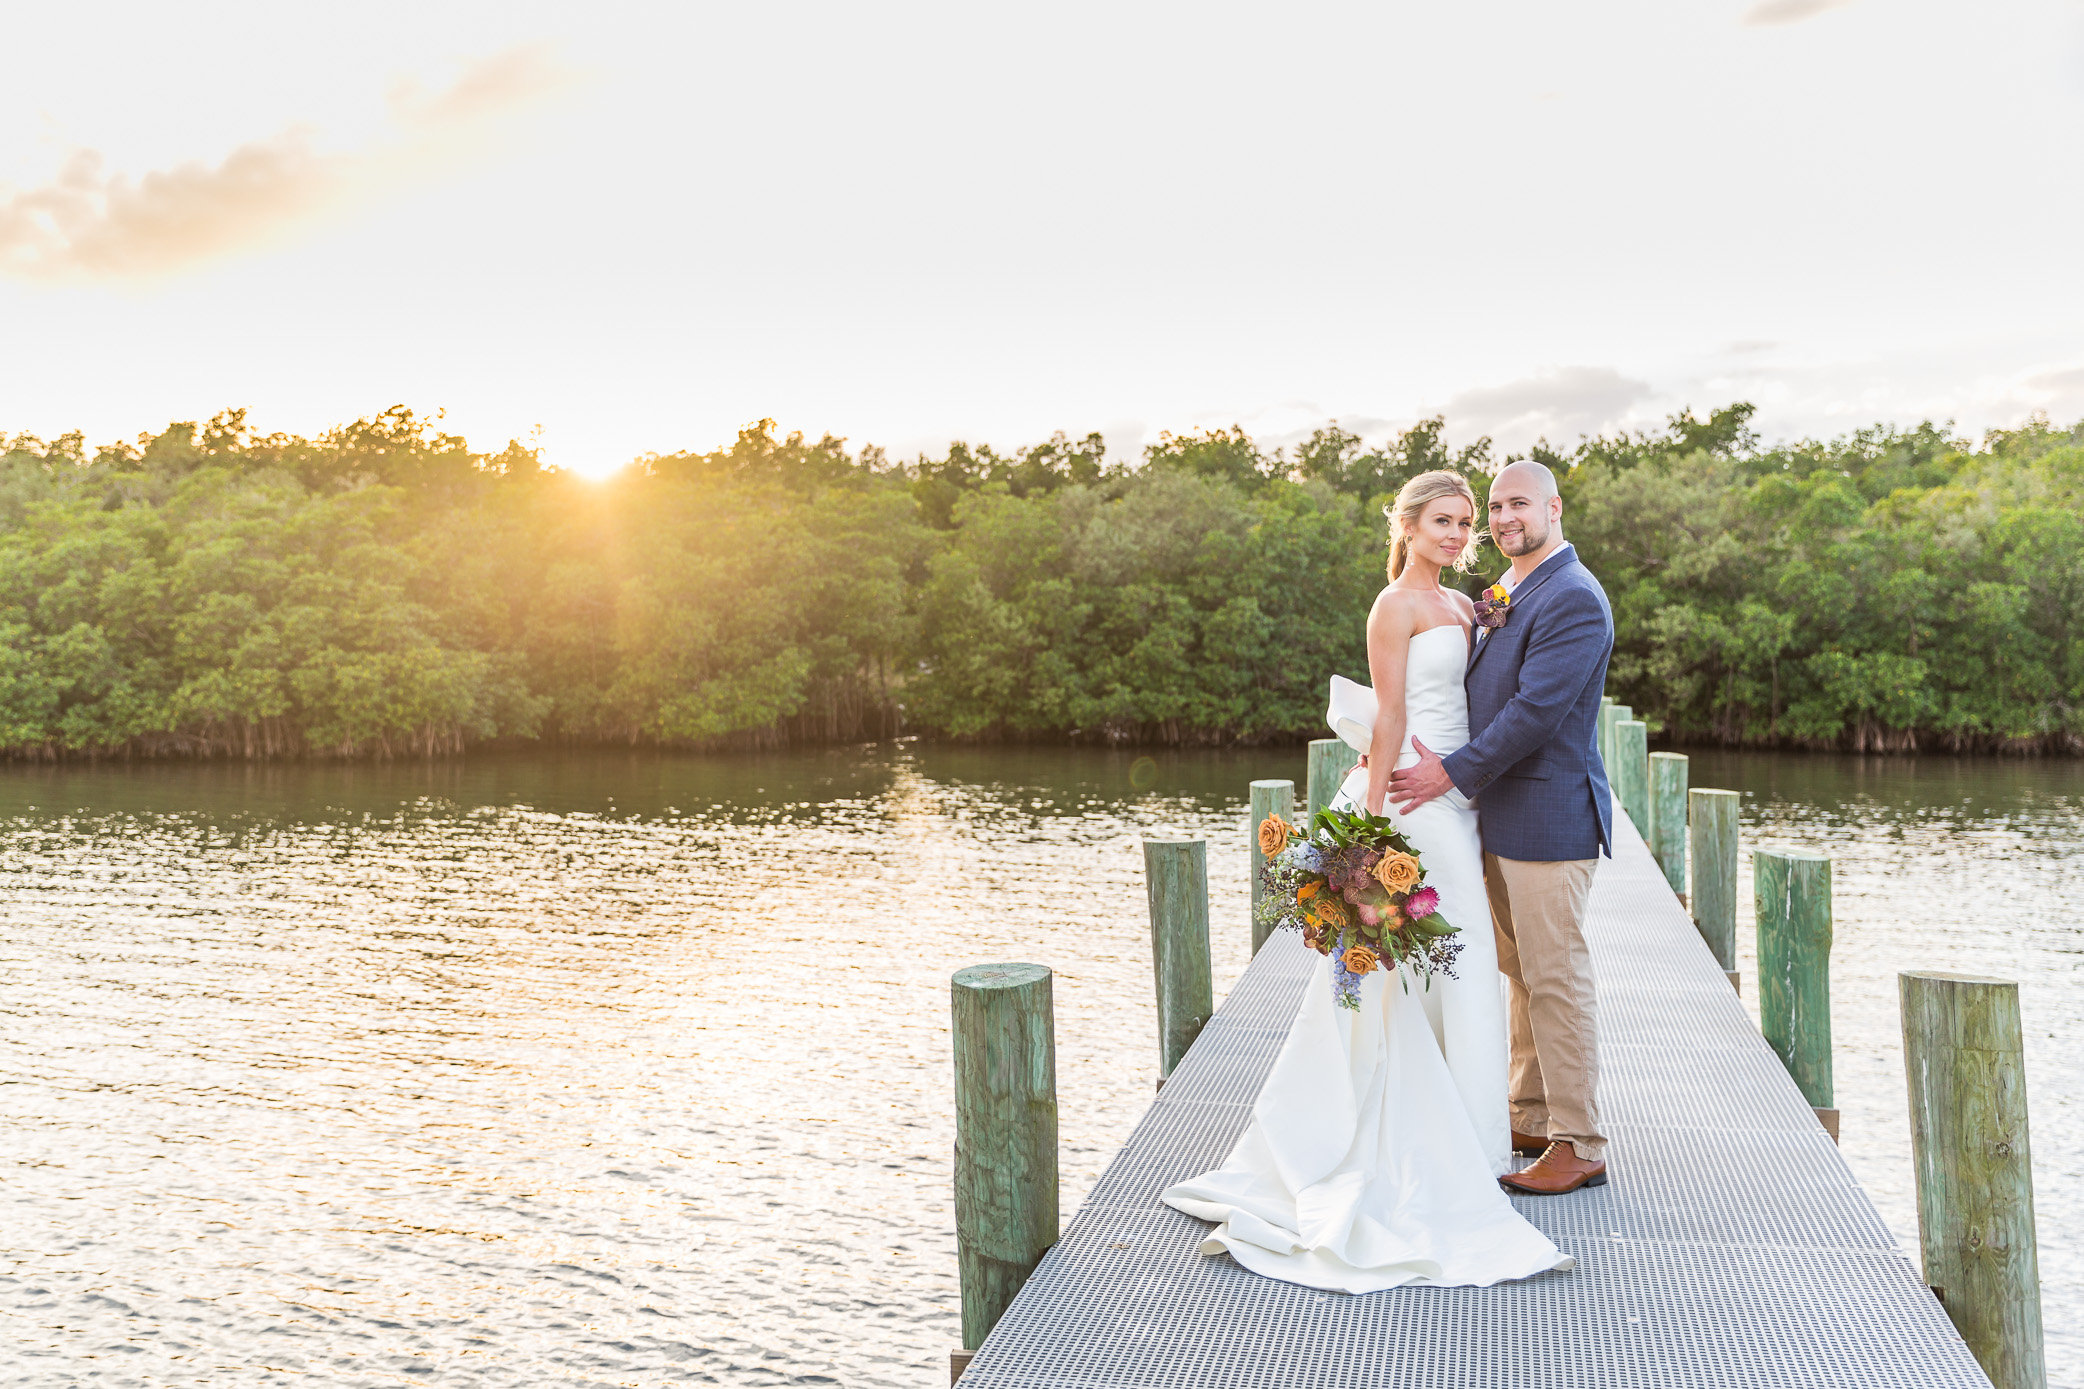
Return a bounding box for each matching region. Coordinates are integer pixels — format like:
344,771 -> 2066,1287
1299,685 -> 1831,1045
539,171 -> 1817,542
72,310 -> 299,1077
1255,805 -> 1463,1006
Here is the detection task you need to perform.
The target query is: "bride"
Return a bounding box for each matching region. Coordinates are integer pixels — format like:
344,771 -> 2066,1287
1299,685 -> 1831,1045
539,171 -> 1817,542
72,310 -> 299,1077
1161,470 -> 1573,1291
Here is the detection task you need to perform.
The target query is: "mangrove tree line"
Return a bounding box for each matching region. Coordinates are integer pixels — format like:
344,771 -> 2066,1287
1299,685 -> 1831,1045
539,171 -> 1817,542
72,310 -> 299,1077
0,402 -> 2076,758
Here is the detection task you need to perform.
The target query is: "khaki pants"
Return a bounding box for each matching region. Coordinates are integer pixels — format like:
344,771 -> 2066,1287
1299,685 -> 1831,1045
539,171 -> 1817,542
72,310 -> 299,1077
1484,852 -> 1606,1161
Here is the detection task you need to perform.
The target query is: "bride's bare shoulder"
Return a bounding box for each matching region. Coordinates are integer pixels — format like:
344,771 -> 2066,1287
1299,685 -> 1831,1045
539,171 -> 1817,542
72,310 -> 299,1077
1367,586 -> 1425,631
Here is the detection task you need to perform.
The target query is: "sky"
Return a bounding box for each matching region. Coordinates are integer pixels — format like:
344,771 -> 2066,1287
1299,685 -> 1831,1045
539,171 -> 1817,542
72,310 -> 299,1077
3,0 -> 2082,477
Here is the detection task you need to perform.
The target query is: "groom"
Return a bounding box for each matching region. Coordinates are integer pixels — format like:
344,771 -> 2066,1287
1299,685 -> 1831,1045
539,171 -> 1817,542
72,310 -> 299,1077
1389,460 -> 1616,1194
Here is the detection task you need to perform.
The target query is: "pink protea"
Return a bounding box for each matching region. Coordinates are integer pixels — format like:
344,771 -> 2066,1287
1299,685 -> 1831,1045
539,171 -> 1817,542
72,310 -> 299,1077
1403,885 -> 1440,920
1356,903 -> 1379,927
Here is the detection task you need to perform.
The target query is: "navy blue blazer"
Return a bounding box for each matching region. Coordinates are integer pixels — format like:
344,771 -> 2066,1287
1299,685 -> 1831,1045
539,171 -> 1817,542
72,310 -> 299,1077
1441,544 -> 1616,861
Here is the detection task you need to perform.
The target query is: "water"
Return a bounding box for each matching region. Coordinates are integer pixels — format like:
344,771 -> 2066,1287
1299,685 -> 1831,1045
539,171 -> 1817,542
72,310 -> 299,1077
0,748 -> 2075,1386
1690,751 -> 2084,1387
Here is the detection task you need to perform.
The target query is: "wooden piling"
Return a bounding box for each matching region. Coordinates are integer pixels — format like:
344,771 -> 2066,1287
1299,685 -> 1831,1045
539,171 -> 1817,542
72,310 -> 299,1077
1614,720 -> 1650,836
1143,839 -> 1214,1078
1649,751 -> 1688,896
1900,971 -> 2045,1389
1248,779 -> 1295,954
1689,788 -> 1741,992
1755,849 -> 1835,1134
951,962 -> 1059,1356
1305,738 -> 1358,823
1599,701 -> 1632,771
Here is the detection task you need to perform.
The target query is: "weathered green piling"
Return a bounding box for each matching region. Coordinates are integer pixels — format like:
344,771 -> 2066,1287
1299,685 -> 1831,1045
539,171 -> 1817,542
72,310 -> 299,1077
1599,701 -> 1632,771
1756,849 -> 1835,1134
1688,788 -> 1741,991
1614,720 -> 1649,836
1305,738 -> 1358,823
1143,839 -> 1213,1078
1900,971 -> 2046,1389
1248,779 -> 1294,954
1649,751 -> 1688,895
951,962 -> 1058,1355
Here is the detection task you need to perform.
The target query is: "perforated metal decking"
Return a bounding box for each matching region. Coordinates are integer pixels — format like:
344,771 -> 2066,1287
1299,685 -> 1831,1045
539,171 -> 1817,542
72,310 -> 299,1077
961,817 -> 1990,1389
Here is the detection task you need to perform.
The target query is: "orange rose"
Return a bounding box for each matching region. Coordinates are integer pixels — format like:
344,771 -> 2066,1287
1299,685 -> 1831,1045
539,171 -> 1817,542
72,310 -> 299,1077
1341,945 -> 1379,976
1257,815 -> 1290,857
1373,852 -> 1421,894
1314,898 -> 1350,928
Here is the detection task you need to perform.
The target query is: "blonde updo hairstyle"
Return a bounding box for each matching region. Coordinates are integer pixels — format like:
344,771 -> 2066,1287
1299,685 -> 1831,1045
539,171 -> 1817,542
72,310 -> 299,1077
1384,469 -> 1481,580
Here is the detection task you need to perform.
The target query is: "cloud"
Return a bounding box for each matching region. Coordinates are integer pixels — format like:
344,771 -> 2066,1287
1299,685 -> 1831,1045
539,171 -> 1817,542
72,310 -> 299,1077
1321,414 -> 1401,440
0,135 -> 346,280
2000,363 -> 2084,423
0,44 -> 569,282
1440,366 -> 1656,449
2022,364 -> 2084,398
387,44 -> 572,132
1742,0 -> 1856,27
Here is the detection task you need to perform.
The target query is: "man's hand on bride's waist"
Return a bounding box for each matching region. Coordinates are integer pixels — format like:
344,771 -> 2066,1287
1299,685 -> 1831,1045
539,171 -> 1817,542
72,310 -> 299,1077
1388,737 -> 1455,814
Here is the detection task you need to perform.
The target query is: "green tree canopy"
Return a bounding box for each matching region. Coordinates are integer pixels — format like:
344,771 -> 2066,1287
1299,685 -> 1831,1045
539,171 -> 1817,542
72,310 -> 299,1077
0,403 -> 2075,758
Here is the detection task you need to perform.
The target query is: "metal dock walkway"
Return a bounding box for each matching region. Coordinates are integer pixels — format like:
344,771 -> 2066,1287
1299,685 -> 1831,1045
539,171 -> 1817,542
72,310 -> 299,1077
961,816 -> 1990,1388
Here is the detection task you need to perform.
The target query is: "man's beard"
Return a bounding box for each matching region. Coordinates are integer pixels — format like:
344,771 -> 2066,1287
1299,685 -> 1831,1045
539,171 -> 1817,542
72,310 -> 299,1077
1498,518 -> 1550,556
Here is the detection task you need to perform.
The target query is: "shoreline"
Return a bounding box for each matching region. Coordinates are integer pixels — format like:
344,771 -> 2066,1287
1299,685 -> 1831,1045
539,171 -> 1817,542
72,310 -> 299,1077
0,729 -> 2077,766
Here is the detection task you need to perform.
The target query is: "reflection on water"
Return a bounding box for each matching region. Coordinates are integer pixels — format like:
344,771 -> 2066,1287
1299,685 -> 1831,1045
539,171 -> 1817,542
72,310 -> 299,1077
0,746 -> 1278,1386
0,746 -> 2075,1386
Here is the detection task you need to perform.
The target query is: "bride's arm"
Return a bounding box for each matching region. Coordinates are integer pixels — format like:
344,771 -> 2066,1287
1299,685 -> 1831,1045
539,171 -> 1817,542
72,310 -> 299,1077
1362,591 -> 1413,816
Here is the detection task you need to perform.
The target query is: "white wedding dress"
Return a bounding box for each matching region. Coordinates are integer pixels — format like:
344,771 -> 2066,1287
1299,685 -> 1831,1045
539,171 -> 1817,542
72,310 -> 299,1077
1161,625 -> 1574,1291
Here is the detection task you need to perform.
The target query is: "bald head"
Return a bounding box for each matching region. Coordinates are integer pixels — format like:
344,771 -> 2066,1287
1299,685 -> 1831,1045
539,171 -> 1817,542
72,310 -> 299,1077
1486,460 -> 1564,565
1490,460 -> 1559,503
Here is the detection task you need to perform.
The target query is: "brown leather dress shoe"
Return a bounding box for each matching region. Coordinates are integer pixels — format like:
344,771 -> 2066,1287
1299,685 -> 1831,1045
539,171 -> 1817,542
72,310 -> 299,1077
1499,1142 -> 1608,1194
1510,1129 -> 1548,1157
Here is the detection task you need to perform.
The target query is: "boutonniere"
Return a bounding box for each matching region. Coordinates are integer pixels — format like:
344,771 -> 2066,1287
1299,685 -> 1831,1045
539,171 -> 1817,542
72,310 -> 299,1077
1473,583 -> 1511,630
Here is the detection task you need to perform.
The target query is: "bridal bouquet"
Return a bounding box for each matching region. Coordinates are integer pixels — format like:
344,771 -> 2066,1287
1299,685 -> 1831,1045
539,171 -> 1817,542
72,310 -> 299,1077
1255,808 -> 1463,1007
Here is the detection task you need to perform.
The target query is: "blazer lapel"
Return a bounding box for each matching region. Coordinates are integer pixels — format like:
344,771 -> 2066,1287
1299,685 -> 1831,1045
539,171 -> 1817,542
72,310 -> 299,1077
1467,545 -> 1578,674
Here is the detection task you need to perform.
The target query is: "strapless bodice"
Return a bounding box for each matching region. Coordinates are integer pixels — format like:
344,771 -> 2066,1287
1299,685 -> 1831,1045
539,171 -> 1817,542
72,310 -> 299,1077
1399,624 -> 1472,762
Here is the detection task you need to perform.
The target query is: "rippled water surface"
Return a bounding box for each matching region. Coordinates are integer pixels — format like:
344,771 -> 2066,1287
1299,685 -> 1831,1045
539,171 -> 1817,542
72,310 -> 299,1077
1689,752 -> 2084,1388
1,747 -> 2077,1386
